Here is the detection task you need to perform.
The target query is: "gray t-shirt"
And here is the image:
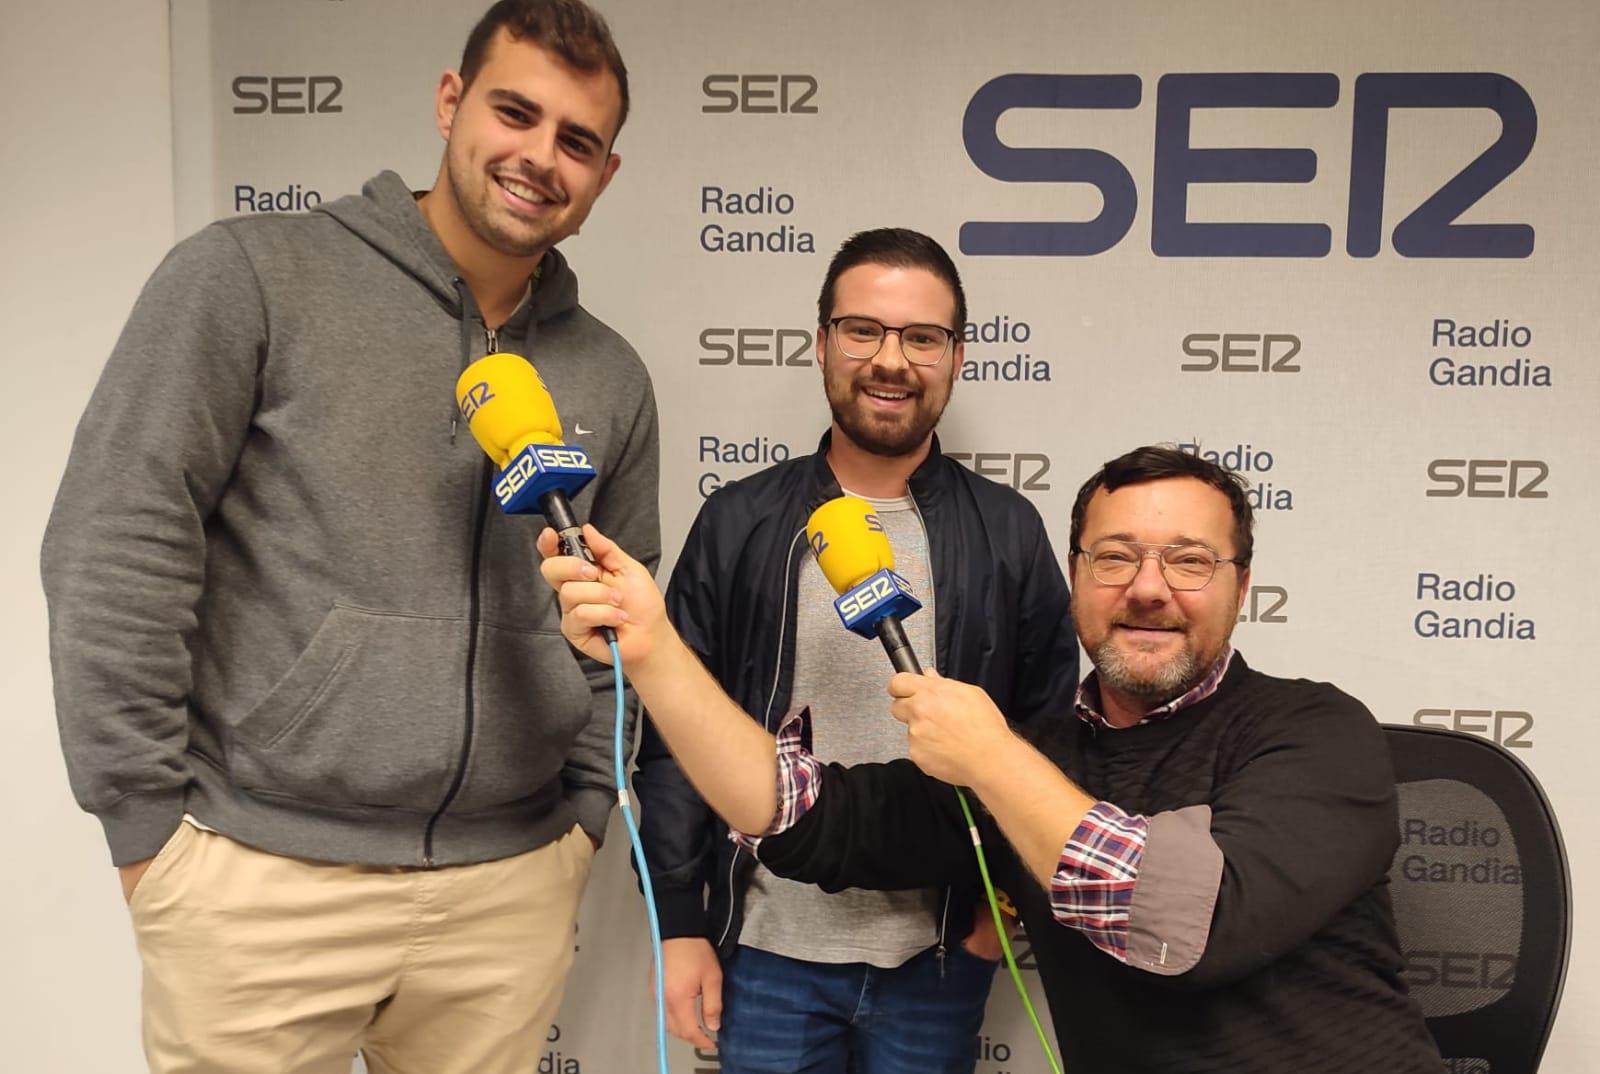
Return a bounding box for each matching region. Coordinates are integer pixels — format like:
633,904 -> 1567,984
740,492 -> 941,967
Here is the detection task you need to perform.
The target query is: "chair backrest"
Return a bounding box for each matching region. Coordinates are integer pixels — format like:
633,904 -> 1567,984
1383,725 -> 1571,1074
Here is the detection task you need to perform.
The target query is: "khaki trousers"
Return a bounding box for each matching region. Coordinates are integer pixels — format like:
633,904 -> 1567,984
127,822 -> 594,1074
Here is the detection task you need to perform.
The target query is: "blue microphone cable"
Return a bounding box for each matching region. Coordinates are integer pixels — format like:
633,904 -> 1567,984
610,639 -> 670,1074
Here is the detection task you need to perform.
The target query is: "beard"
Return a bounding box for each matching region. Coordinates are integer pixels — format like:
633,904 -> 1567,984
446,149 -> 565,258
1089,638 -> 1203,707
825,373 -> 948,458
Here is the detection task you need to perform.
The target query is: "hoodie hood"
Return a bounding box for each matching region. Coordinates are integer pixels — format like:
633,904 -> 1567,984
315,169 -> 581,342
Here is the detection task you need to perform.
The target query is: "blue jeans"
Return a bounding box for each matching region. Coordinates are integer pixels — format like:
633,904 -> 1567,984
717,944 -> 998,1074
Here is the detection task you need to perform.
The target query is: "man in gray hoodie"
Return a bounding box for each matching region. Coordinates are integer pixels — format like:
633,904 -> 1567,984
40,2 -> 658,1071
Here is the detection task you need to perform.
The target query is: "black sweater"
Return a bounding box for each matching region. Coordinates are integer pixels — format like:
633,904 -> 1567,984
758,657 -> 1443,1074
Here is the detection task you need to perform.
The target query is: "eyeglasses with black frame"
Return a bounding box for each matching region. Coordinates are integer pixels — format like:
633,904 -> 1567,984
826,316 -> 954,366
1071,539 -> 1246,591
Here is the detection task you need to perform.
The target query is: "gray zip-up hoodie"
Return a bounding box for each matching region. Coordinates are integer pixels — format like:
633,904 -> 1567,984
42,171 -> 660,868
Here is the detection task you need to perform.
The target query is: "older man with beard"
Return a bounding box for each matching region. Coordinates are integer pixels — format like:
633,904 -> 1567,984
631,228 -> 1078,1074
541,445 -> 1443,1074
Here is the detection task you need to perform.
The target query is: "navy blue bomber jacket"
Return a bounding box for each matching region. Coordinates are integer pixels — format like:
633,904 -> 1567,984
631,431 -> 1079,958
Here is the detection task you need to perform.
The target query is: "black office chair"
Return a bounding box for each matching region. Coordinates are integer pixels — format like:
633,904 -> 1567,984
1383,725 -> 1571,1074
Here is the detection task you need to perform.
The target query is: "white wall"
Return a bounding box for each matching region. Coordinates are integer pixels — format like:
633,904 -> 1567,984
2,3 -> 1593,1072
0,1 -> 174,1066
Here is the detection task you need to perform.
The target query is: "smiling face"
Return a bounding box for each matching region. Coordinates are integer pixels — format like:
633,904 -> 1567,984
1070,477 -> 1250,717
816,263 -> 964,458
434,28 -> 622,262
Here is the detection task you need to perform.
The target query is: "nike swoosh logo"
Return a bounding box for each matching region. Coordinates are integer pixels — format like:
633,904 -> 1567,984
574,423 -> 594,436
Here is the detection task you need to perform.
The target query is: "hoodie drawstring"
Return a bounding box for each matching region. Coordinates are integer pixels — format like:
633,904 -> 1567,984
451,277 -> 481,444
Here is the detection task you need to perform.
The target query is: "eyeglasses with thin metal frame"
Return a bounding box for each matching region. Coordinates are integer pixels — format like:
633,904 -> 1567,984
1070,539 -> 1246,591
825,316 -> 955,366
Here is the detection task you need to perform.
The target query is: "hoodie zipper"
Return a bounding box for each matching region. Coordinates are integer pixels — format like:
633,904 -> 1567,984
422,322 -> 497,867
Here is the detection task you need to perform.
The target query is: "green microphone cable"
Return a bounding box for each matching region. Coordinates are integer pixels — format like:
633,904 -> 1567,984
955,785 -> 1063,1074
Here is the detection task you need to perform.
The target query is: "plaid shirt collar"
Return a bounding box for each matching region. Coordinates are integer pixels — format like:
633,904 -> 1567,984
1074,646 -> 1235,730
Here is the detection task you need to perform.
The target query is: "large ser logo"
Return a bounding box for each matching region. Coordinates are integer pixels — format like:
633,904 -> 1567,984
961,72 -> 1535,258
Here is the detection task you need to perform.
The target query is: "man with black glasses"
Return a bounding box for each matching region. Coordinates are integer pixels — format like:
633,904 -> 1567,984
632,228 -> 1077,1073
543,445 -> 1443,1074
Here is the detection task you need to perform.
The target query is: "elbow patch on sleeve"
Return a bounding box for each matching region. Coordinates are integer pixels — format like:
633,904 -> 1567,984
1126,804 -> 1224,975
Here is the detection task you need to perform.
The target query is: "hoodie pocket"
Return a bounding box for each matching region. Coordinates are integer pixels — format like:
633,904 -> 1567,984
448,624 -> 594,813
226,605 -> 463,810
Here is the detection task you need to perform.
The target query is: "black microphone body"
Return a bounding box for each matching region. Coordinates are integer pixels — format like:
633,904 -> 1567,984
538,489 -> 616,646
876,617 -> 923,675
540,489 -> 597,564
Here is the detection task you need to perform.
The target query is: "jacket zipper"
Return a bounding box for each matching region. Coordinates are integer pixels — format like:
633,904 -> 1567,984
716,524 -> 807,949
909,492 -> 954,974
422,324 -> 497,866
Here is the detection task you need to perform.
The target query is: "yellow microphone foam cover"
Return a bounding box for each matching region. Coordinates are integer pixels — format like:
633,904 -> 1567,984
454,352 -> 564,468
805,496 -> 896,594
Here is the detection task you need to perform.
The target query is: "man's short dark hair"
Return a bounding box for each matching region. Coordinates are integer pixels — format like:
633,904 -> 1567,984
1069,445 -> 1255,568
816,229 -> 967,332
459,0 -> 630,139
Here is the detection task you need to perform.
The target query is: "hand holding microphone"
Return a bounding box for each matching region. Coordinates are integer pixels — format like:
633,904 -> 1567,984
535,523 -> 675,671
886,671 -> 1010,789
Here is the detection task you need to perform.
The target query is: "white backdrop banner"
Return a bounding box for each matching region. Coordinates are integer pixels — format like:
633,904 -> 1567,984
169,1 -> 1598,1071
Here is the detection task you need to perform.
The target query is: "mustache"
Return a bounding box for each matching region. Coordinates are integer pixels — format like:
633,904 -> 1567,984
854,377 -> 921,395
1112,617 -> 1185,630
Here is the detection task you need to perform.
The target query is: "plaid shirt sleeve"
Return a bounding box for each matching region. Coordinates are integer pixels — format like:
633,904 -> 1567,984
730,705 -> 822,854
1050,800 -> 1151,962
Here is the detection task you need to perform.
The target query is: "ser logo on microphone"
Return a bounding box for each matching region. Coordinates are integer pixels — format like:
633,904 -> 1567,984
808,513 -> 883,559
535,447 -> 590,470
492,445 -> 596,507
458,381 -> 494,422
836,569 -> 917,630
495,453 -> 539,502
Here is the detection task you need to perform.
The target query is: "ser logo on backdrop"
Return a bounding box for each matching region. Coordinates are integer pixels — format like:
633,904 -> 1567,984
231,75 -> 344,114
1181,333 -> 1301,373
699,327 -> 814,367
1237,586 -> 1288,624
1424,459 -> 1548,499
946,451 -> 1051,492
1413,708 -> 1533,750
702,75 -> 818,114
959,72 -> 1535,258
